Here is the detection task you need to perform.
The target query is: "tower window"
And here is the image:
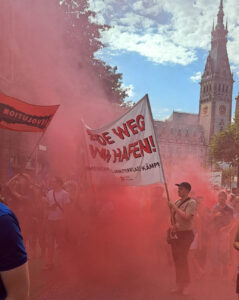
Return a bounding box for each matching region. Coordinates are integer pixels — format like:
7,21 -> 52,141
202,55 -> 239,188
219,84 -> 221,92
226,86 -> 228,93
223,84 -> 224,92
214,84 -> 217,91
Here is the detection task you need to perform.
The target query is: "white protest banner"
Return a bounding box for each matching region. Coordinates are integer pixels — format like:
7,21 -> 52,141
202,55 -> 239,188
83,95 -> 165,186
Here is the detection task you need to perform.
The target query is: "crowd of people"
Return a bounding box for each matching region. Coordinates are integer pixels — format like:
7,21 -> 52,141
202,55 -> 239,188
0,173 -> 89,270
1,172 -> 239,298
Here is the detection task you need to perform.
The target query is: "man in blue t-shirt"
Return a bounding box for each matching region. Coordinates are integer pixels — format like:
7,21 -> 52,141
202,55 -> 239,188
0,202 -> 29,300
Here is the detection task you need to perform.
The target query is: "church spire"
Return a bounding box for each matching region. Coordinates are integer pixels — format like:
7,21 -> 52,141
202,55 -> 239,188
199,0 -> 233,145
217,0 -> 224,27
211,0 -> 227,47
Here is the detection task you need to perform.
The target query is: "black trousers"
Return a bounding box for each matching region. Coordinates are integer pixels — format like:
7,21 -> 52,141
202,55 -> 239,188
170,230 -> 194,289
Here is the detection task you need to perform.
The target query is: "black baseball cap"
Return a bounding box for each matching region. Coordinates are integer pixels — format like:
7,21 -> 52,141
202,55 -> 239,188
175,182 -> 191,191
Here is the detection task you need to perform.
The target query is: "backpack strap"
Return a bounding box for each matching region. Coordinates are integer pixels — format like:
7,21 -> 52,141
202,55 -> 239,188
171,197 -> 191,225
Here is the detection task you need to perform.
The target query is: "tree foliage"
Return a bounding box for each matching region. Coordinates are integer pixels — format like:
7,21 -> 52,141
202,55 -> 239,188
60,0 -> 129,104
93,60 -> 130,104
210,110 -> 239,186
222,166 -> 236,187
210,115 -> 239,164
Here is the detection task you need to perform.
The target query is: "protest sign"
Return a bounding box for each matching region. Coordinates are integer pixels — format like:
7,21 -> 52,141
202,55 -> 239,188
83,95 -> 165,186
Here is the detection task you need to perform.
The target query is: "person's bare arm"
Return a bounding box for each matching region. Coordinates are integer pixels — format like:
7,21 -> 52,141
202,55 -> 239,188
1,262 -> 29,300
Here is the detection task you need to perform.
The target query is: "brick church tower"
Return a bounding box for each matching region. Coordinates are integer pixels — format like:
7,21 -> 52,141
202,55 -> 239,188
199,0 -> 234,145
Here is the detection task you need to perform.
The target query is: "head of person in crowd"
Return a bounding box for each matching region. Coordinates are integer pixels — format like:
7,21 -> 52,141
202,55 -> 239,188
217,191 -> 227,207
176,182 -> 191,199
15,173 -> 32,194
63,180 -> 78,200
51,176 -> 64,192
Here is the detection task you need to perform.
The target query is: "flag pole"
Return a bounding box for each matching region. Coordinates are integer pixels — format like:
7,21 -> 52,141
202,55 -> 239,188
145,94 -> 170,203
24,131 -> 46,170
80,120 -> 96,193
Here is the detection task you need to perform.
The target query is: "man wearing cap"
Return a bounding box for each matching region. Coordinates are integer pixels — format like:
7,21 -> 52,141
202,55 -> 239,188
168,182 -> 197,296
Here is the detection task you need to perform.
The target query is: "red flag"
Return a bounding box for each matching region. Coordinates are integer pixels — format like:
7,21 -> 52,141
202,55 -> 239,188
0,93 -> 59,132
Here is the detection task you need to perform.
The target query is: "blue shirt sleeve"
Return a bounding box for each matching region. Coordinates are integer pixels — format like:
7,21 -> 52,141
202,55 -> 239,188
0,214 -> 27,272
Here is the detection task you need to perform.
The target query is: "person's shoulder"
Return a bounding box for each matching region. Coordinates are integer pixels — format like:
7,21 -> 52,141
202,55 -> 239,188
0,202 -> 13,217
0,214 -> 27,272
189,198 -> 197,204
0,212 -> 20,242
0,213 -> 18,227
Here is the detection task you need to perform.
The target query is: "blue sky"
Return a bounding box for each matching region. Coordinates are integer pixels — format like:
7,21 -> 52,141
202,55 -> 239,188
90,0 -> 239,120
99,49 -> 208,120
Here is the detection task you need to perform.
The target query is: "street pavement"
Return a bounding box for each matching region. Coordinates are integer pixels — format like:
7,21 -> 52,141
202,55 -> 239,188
29,258 -> 236,300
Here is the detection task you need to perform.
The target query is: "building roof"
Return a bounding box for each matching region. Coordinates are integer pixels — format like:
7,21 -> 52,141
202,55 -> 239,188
154,112 -> 206,145
167,111 -> 198,126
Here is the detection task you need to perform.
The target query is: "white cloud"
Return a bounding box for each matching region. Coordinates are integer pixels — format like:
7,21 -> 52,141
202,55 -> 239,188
122,83 -> 135,98
152,107 -> 171,120
89,0 -> 239,68
190,71 -> 202,83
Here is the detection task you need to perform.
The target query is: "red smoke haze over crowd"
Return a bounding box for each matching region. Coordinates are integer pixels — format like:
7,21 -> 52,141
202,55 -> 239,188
0,1 -> 232,299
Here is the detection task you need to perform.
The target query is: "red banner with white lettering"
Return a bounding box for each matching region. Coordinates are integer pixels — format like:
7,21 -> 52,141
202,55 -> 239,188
83,95 -> 165,186
0,93 -> 59,132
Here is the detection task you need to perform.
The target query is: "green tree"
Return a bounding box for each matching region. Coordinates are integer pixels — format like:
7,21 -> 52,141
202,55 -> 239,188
93,60 -> 130,105
60,0 -> 129,104
221,166 -> 236,188
210,110 -> 239,187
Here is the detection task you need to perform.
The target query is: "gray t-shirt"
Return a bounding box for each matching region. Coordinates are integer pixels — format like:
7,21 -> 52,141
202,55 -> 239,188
174,198 -> 197,231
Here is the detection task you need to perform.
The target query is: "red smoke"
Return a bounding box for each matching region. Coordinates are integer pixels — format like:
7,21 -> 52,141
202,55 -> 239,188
0,1 -> 236,299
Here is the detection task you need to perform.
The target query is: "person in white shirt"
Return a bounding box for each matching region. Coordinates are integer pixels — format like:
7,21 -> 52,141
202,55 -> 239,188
45,176 -> 70,270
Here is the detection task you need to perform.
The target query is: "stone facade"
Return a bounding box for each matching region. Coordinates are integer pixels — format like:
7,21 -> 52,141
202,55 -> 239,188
155,112 -> 208,166
199,0 -> 233,144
